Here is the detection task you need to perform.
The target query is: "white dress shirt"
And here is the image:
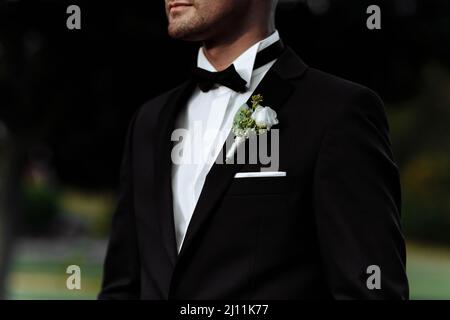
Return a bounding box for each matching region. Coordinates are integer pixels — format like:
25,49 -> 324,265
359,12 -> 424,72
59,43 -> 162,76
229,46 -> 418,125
171,31 -> 281,253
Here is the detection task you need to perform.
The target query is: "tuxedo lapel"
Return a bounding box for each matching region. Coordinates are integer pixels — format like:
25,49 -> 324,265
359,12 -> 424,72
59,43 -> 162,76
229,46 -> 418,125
154,80 -> 196,267
175,47 -> 308,263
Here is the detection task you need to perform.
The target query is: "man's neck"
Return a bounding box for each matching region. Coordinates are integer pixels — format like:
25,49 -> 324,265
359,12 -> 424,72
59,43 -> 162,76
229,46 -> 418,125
202,27 -> 274,71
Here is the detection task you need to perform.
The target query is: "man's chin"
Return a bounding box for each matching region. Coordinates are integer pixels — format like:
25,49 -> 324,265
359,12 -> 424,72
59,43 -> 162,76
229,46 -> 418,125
168,25 -> 206,41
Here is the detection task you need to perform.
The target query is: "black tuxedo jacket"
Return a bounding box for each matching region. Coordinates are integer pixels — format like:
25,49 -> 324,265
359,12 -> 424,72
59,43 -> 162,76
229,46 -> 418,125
98,47 -> 409,300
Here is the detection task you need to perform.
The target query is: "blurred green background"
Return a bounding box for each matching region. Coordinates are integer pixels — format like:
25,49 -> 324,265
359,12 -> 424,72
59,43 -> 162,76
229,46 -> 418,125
1,0 -> 450,299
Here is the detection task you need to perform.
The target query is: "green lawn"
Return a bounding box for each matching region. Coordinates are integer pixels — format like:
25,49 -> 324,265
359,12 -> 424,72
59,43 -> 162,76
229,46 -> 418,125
6,238 -> 104,300
407,242 -> 450,299
6,239 -> 450,299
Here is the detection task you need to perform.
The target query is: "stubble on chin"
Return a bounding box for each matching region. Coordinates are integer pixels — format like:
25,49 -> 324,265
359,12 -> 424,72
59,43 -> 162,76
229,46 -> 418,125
167,12 -> 209,41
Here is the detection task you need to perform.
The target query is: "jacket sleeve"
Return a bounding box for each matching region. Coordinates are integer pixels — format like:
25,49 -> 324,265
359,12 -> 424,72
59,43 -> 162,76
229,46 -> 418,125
98,111 -> 141,300
313,88 -> 409,299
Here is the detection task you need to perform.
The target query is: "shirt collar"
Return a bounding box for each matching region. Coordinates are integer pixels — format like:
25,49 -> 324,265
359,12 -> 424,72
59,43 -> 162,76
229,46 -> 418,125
197,30 -> 280,89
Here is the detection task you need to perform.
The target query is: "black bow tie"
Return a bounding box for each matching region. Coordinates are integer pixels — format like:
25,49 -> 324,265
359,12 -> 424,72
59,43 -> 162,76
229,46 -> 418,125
192,39 -> 285,93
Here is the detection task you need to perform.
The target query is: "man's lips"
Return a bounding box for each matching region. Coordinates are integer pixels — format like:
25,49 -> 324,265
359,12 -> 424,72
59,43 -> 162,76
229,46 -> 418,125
169,1 -> 193,11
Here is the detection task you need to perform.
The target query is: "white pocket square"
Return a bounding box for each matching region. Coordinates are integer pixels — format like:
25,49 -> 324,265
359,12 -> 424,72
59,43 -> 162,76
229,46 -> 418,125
234,171 -> 287,178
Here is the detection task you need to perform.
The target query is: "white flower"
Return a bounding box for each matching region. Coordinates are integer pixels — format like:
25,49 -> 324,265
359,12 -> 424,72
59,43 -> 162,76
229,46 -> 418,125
226,94 -> 279,162
251,105 -> 278,129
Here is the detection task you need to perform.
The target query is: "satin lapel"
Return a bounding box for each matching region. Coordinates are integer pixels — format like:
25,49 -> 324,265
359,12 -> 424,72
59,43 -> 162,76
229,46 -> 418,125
154,80 -> 196,267
176,48 -> 308,262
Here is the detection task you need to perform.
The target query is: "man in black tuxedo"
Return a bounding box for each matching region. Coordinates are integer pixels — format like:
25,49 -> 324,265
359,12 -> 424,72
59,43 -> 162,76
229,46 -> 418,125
99,0 -> 409,299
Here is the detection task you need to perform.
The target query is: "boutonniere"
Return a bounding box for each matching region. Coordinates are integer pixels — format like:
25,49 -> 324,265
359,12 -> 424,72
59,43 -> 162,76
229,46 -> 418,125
226,94 -> 279,162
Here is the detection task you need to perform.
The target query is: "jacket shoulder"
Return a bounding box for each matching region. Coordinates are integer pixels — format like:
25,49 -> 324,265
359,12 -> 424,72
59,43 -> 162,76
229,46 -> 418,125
299,67 -> 385,121
132,82 -> 191,127
306,68 -> 382,104
140,84 -> 186,113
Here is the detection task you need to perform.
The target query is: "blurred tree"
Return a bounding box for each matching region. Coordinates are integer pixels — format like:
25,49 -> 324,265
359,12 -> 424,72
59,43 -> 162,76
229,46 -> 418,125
0,125 -> 25,299
388,63 -> 450,243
